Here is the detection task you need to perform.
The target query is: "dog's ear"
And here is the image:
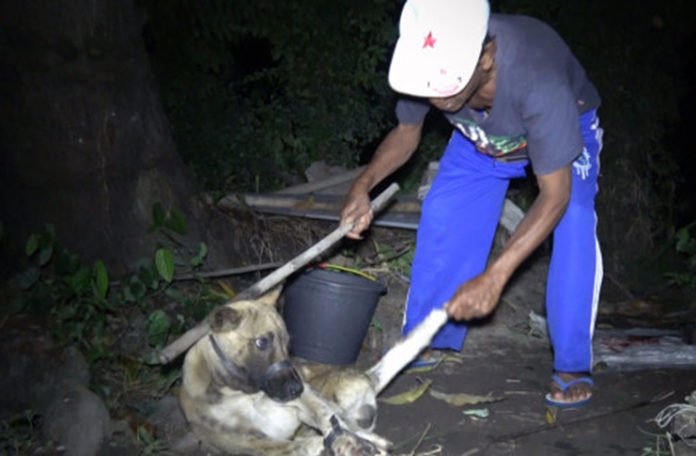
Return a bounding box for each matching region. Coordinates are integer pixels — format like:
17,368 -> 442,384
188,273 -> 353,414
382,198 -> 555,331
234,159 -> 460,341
255,286 -> 283,307
208,305 -> 242,332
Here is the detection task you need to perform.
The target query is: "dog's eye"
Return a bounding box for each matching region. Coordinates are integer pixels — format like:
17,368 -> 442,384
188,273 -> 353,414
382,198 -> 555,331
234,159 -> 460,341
254,336 -> 270,350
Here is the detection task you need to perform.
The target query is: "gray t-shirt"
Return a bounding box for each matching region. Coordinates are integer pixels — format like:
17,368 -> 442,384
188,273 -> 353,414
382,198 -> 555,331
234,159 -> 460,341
395,14 -> 601,175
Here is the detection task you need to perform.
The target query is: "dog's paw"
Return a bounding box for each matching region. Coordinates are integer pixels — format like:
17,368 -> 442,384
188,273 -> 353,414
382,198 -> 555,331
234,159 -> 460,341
327,433 -> 379,455
322,415 -> 382,456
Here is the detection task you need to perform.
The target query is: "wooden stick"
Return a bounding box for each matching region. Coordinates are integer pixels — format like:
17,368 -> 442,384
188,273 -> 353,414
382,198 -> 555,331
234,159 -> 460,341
158,183 -> 400,364
172,261 -> 283,282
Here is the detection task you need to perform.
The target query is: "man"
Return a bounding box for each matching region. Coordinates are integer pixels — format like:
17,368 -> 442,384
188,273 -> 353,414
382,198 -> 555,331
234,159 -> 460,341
340,0 -> 603,408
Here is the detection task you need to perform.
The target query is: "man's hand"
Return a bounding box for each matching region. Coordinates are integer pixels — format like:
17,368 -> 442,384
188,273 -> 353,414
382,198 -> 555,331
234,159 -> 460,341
338,123 -> 423,240
446,165 -> 572,321
445,271 -> 505,320
339,189 -> 373,240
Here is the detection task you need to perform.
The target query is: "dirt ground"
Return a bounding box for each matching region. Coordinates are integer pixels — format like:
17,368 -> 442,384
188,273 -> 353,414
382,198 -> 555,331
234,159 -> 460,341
352,249 -> 696,456
372,329 -> 696,456
88,218 -> 694,456
85,228 -> 696,456
90,221 -> 694,456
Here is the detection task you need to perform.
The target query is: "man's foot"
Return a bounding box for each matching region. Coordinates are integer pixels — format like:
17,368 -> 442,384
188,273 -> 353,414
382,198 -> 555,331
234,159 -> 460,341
545,372 -> 593,409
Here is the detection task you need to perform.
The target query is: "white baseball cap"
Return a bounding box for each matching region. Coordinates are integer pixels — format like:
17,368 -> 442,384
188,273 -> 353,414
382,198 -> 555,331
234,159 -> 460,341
388,0 -> 490,98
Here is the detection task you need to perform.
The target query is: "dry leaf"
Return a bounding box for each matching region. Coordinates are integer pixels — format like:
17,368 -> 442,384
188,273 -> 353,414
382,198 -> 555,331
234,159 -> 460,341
406,363 -> 440,374
462,408 -> 490,419
217,281 -> 236,298
380,379 -> 433,405
429,389 -> 504,407
442,354 -> 464,364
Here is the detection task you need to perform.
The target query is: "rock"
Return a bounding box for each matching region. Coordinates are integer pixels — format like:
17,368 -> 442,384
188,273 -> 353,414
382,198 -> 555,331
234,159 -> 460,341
169,431 -> 206,455
42,383 -> 110,456
0,320 -> 90,418
98,419 -> 140,456
149,394 -> 189,440
0,318 -> 113,455
143,394 -> 207,455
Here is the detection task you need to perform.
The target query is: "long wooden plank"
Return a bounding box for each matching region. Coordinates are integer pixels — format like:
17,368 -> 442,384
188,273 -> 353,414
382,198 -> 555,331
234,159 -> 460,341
220,192 -> 524,234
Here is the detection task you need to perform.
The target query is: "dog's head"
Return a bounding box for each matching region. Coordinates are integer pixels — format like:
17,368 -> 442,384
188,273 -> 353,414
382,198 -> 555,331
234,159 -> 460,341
204,288 -> 304,402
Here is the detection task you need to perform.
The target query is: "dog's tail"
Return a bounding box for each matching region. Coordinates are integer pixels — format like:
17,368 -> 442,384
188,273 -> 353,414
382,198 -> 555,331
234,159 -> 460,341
366,307 -> 449,394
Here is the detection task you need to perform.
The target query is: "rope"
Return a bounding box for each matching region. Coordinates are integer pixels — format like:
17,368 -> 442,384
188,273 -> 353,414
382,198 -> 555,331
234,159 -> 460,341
655,392 -> 696,448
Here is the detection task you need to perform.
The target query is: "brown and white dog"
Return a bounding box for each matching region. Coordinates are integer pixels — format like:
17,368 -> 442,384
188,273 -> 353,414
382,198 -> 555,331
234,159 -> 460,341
179,287 -> 447,455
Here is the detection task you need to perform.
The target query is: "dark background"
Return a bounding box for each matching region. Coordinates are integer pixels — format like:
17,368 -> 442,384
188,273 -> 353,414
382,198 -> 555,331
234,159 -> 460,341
1,0 -> 695,296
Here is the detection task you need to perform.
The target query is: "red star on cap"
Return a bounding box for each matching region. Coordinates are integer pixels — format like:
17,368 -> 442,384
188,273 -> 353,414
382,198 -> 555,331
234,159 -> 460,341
423,31 -> 436,49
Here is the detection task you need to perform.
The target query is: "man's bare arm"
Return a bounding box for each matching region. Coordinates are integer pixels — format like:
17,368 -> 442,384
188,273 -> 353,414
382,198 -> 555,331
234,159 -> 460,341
490,165 -> 572,283
341,123 -> 423,238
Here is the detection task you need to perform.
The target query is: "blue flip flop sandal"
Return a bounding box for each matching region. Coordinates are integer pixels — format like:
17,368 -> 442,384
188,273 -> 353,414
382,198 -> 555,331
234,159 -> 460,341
544,374 -> 594,409
406,351 -> 444,370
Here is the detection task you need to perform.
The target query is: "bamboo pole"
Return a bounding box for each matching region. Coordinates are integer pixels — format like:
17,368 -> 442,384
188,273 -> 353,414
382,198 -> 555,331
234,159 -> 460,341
158,183 -> 400,364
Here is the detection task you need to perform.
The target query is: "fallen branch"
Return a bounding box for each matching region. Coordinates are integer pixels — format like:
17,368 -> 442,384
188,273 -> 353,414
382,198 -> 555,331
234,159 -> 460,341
109,262 -> 283,289
173,261 -> 283,282
158,183 -> 401,364
408,423 -> 431,456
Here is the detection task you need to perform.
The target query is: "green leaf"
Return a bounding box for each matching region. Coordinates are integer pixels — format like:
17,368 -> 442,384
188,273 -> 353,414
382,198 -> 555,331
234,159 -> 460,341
17,267 -> 41,290
190,242 -> 208,268
146,309 -> 171,347
155,248 -> 175,283
123,284 -> 135,303
54,248 -> 78,275
38,245 -> 54,266
152,202 -> 166,226
138,266 -> 160,290
44,223 -> 56,239
25,234 -> 40,257
129,276 -> 148,301
165,208 -> 188,235
164,287 -> 185,301
93,260 -> 109,299
149,202 -> 166,233
66,266 -> 92,295
676,227 -> 690,252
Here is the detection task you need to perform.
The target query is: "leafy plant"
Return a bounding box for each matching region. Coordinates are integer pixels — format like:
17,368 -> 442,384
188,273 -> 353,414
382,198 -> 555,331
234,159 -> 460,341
9,202 -> 219,363
148,202 -> 209,275
369,240 -> 415,278
0,410 -> 42,455
142,0 -> 400,194
665,222 -> 696,288
145,309 -> 172,348
136,425 -> 167,455
14,225 -> 115,361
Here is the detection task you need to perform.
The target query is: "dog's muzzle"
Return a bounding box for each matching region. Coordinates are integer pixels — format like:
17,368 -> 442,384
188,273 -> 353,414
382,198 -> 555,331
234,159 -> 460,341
259,359 -> 304,402
208,334 -> 304,402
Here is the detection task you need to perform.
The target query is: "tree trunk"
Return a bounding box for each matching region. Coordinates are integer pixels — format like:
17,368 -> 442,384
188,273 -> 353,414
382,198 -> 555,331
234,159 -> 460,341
0,0 -> 282,275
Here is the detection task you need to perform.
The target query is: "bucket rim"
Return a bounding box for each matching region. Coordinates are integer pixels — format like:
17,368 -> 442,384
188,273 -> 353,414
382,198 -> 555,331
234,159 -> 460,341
317,262 -> 377,282
294,266 -> 386,294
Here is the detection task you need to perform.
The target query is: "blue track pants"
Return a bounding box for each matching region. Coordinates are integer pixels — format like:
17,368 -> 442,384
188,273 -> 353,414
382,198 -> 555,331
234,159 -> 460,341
402,110 -> 603,373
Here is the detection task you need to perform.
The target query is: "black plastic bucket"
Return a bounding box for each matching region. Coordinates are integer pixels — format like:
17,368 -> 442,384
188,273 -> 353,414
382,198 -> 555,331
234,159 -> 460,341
283,268 -> 386,365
